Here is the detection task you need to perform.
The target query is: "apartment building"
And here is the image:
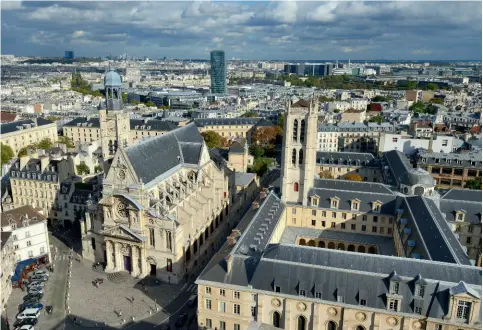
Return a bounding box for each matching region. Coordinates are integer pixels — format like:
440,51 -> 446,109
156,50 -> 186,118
0,118 -> 57,155
316,152 -> 382,182
1,205 -> 51,263
1,231 -> 15,313
405,90 -> 435,102
414,151 -> 482,188
339,109 -> 366,123
62,117 -> 177,145
194,117 -> 274,144
317,123 -> 395,154
408,121 -> 433,138
196,98 -> 481,330
378,133 -> 460,155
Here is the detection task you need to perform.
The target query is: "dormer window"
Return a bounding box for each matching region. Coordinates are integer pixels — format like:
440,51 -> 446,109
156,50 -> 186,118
456,301 -> 472,323
351,199 -> 360,210
456,210 -> 466,222
415,284 -> 425,297
311,196 -> 319,207
372,201 -> 382,213
299,289 -> 306,297
390,281 -> 400,294
330,197 -> 340,209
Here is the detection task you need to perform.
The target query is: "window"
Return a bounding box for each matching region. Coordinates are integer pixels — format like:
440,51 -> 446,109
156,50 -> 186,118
220,289 -> 226,297
352,214 -> 357,220
331,200 -> 338,208
415,307 -> 422,314
13,235 -> 17,240
28,250 -> 33,257
206,319 -> 212,328
292,218 -> 296,224
14,244 -> 19,250
321,221 -> 326,227
331,222 -> 336,228
342,213 -> 347,220
360,299 -> 367,306
456,301 -> 472,322
388,228 -> 393,235
234,291 -> 240,299
234,324 -> 241,330
351,224 -> 356,230
25,231 -> 30,238
337,295 -> 344,302
468,225 -> 474,233
26,241 -> 32,247
205,299 -> 212,310
466,237 -> 472,244
322,211 -> 326,217
292,209 -> 297,214
361,225 -> 366,231
373,216 -> 378,223
392,138 -> 398,142
220,321 -> 226,330
341,223 -> 346,229
205,287 -> 212,294
40,246 -> 45,254
251,306 -> 257,317
373,204 -> 380,212
294,182 -> 299,192
299,149 -> 304,165
442,139 -> 448,147
233,304 -> 241,315
167,258 -> 173,272
312,210 -> 316,216
274,285 -> 281,293
388,299 -> 399,311
372,226 -> 377,233
434,325 -> 442,330
362,215 -> 367,221
218,301 -> 226,313
457,213 -> 464,221
292,149 -> 297,165
315,292 -> 322,299
312,220 -> 316,226
390,281 -> 400,294
352,201 -> 359,210
299,289 -> 306,296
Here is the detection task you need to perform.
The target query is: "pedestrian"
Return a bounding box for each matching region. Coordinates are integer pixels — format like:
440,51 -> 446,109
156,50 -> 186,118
144,286 -> 148,293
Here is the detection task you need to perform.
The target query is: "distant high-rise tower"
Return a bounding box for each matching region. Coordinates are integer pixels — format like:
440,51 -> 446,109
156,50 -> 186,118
210,50 -> 226,94
64,51 -> 74,60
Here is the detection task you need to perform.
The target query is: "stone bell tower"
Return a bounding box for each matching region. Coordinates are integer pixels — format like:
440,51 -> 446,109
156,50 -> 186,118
280,98 -> 318,206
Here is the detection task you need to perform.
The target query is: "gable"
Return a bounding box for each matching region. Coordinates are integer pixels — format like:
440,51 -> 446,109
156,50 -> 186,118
103,224 -> 145,242
106,149 -> 139,185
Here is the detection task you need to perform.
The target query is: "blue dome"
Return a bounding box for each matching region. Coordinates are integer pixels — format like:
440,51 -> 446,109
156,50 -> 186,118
104,70 -> 122,86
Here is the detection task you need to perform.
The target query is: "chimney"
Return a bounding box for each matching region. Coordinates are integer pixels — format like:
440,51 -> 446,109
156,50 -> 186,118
227,229 -> 241,246
428,134 -> 434,153
19,154 -> 30,170
225,254 -> 233,273
40,156 -> 50,172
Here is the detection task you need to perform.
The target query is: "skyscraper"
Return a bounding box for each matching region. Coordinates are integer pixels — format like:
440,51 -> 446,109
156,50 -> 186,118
64,51 -> 74,60
210,50 -> 226,94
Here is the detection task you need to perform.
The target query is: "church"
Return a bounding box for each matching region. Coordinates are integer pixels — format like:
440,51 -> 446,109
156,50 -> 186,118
80,70 -> 236,284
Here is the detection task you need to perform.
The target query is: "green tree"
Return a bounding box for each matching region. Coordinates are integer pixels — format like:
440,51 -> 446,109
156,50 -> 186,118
201,131 -> 222,149
407,81 -> 418,89
333,109 -> 340,113
249,145 -> 265,158
423,83 -> 439,91
122,92 -> 128,103
465,178 -> 482,190
58,136 -> 74,148
277,114 -> 284,129
145,100 -> 156,107
319,96 -> 335,102
94,165 -> 103,173
368,115 -> 383,124
242,111 -> 258,118
45,116 -> 61,121
1,143 -> 14,165
409,101 -> 426,113
76,162 -> 91,175
37,138 -> 54,150
372,95 -> 392,102
429,98 -> 444,105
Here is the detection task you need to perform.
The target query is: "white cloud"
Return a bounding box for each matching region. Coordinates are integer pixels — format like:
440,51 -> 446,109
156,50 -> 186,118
72,30 -> 85,39
212,37 -> 223,43
267,1 -> 297,23
412,49 -> 433,55
1,1 -> 22,10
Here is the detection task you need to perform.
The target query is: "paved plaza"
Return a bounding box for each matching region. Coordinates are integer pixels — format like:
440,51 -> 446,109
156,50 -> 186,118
68,259 -> 185,328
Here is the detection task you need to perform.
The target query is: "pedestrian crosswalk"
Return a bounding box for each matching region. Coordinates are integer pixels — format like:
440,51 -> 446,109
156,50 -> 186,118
186,283 -> 197,292
53,254 -> 73,261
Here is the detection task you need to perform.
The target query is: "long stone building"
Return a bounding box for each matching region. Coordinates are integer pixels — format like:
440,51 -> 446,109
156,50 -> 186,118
195,98 -> 482,330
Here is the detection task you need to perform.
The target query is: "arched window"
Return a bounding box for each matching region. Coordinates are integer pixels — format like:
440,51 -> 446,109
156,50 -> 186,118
299,149 -> 304,165
272,311 -> 281,328
327,321 -> 337,330
293,119 -> 299,142
348,244 -> 355,252
298,315 -> 307,330
300,120 -> 306,143
318,241 -> 325,248
292,149 -> 297,166
414,186 -> 425,196
299,239 -> 306,246
294,182 -> 299,192
368,246 -> 376,254
356,326 -> 365,330
357,246 -> 366,253
308,240 -> 316,247
328,242 -> 335,249
337,243 -> 345,250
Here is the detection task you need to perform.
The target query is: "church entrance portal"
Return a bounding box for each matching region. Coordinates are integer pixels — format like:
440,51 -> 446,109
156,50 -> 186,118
150,264 -> 157,276
123,255 -> 132,272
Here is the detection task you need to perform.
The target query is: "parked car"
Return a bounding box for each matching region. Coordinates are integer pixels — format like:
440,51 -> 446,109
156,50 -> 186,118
13,317 -> 37,328
21,297 -> 39,306
28,287 -> 44,295
16,308 -> 41,320
18,325 -> 35,330
20,303 -> 43,312
175,313 -> 188,328
23,292 -> 43,300
28,281 -> 45,289
32,269 -> 49,277
30,275 -> 48,282
187,294 -> 197,307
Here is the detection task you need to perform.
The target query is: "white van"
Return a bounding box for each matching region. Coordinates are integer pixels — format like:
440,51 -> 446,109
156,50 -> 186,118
16,308 -> 41,320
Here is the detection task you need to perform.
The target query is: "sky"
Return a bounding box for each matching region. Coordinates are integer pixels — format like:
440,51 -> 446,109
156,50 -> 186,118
1,1 -> 482,61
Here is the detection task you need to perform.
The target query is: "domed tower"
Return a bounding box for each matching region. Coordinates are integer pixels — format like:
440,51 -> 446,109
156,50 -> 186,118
99,69 -> 130,161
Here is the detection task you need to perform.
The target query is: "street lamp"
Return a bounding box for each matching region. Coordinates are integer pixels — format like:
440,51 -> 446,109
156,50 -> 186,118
131,296 -> 134,319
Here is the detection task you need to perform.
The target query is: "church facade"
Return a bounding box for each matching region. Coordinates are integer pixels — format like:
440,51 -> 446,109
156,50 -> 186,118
81,71 -> 235,283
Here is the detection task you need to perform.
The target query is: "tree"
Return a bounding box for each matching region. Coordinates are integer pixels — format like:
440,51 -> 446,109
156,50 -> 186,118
368,115 -> 383,124
122,92 -> 128,103
372,95 -> 392,102
409,101 -> 426,113
1,143 -> 14,165
423,83 -> 439,91
319,170 -> 334,179
76,162 -> 90,175
18,147 -> 29,157
145,101 -> 156,107
253,127 -> 279,146
94,165 -> 103,173
333,109 -> 340,113
344,173 -> 363,181
37,138 -> 54,150
277,114 -> 284,129
319,96 -> 335,102
201,131 -> 222,149
58,136 -> 74,148
465,178 -> 482,190
429,98 -> 444,105
241,111 -> 258,118
407,81 -> 418,89
249,145 -> 265,158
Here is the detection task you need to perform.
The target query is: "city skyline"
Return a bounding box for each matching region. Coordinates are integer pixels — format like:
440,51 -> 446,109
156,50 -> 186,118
1,1 -> 482,61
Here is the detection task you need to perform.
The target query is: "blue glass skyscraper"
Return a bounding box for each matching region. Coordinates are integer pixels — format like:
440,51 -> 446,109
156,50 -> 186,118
210,50 -> 226,94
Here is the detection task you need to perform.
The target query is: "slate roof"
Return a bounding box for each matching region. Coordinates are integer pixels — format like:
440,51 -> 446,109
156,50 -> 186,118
1,205 -> 47,228
1,231 -> 12,250
312,179 -> 394,195
439,189 -> 482,225
316,152 -> 378,167
416,151 -> 482,169
229,142 -> 246,154
124,123 -> 204,184
130,119 -> 178,131
234,173 -> 256,187
383,150 -> 435,187
1,118 -> 54,134
9,158 -> 61,182
193,118 -> 272,128
63,117 -> 100,128
291,99 -> 311,108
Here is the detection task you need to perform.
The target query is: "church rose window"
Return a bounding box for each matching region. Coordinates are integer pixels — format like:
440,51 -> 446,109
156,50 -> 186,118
117,202 -> 127,218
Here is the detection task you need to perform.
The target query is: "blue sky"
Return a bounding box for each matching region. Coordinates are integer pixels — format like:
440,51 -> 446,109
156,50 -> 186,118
1,1 -> 481,60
